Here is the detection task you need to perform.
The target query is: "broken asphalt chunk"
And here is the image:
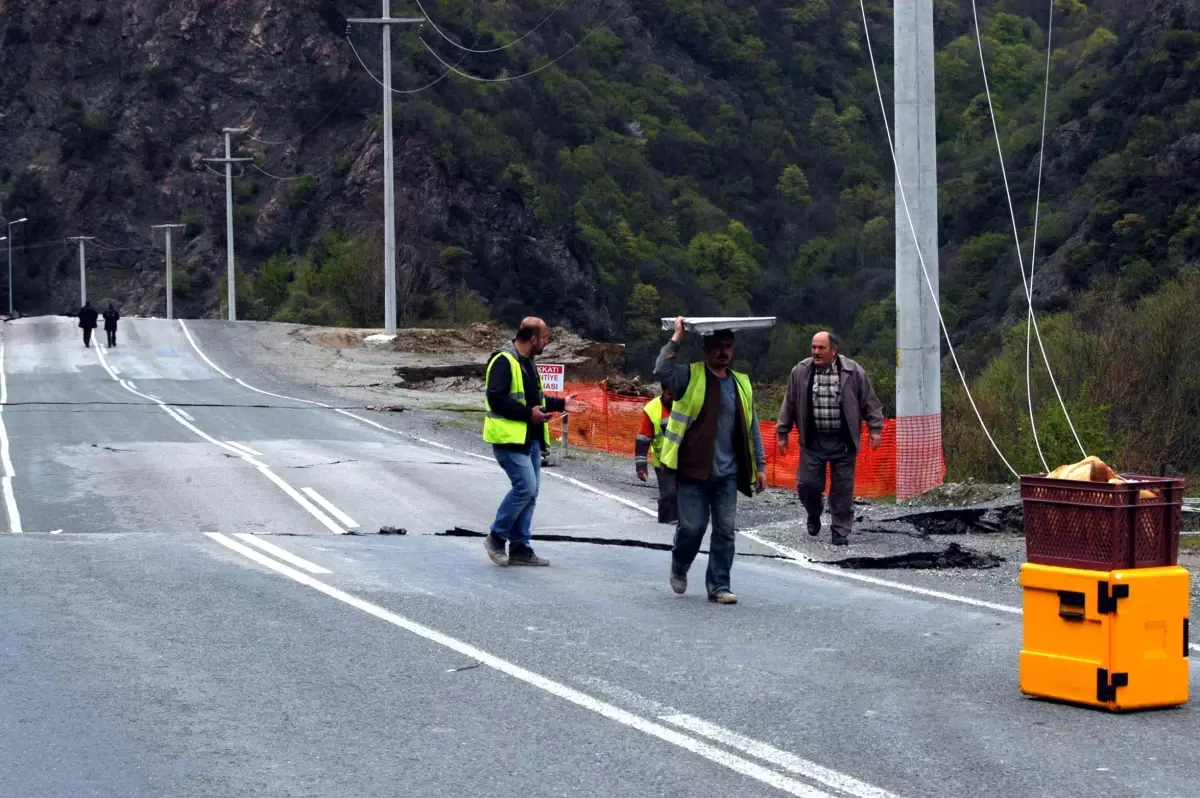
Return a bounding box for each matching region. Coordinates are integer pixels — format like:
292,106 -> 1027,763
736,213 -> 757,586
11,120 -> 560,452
379,526 -> 408,535
818,542 -> 1005,570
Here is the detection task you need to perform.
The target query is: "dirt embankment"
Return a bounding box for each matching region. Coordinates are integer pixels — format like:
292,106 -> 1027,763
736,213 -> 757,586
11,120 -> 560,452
296,323 -> 627,394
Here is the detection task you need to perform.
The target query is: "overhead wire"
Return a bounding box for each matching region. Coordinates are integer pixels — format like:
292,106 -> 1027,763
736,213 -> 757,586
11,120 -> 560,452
408,0 -> 569,54
345,32 -> 475,94
417,0 -> 622,84
245,59 -> 360,147
856,0 -> 1020,479
1025,0 -> 1055,473
969,0 -> 1087,462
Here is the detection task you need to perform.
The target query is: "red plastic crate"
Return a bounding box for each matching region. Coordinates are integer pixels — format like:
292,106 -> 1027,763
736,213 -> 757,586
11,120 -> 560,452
1020,475 -> 1186,570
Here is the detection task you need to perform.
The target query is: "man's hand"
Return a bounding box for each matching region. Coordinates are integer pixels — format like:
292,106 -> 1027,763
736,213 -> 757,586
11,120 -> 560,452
870,432 -> 882,450
531,407 -> 550,424
755,474 -> 767,494
563,395 -> 588,415
636,468 -> 648,483
672,315 -> 686,343
777,436 -> 789,457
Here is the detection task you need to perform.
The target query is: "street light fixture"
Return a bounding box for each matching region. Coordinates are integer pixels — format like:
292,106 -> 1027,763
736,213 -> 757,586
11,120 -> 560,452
6,217 -> 27,317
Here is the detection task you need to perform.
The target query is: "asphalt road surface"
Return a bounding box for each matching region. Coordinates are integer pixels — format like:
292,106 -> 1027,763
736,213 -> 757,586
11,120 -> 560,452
1,316 -> 1197,798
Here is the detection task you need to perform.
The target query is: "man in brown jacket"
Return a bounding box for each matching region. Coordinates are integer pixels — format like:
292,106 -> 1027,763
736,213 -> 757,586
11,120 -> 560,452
776,331 -> 884,545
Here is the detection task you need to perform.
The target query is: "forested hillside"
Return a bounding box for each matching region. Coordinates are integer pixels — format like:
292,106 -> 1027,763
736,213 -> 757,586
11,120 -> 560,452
1,0 -> 1199,477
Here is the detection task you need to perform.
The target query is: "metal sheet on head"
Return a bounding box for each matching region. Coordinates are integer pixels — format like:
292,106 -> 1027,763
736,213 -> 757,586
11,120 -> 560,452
660,317 -> 777,335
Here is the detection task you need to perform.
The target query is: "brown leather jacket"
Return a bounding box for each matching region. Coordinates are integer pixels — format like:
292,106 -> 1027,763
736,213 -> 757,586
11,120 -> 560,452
775,355 -> 884,454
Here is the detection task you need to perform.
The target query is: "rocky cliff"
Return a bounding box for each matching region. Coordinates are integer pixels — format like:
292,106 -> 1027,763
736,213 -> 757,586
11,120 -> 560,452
0,0 -> 609,332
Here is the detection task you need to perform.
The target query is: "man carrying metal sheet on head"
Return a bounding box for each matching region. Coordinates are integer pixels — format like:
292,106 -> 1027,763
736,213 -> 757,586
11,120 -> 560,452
654,316 -> 767,605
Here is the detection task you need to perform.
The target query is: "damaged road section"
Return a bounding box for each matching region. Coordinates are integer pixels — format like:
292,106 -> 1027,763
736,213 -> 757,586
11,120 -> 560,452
819,543 -> 1005,570
876,505 -> 1023,536
436,527 -> 791,560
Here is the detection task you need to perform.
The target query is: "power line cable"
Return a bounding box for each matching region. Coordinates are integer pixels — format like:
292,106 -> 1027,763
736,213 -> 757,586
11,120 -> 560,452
857,0 -> 1020,479
417,1 -> 622,84
345,34 -> 463,94
250,162 -> 312,181
246,60 -> 360,147
969,0 -> 1086,462
408,0 -> 569,54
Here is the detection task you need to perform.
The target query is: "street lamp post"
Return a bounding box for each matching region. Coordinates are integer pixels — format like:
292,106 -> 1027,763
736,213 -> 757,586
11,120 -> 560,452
6,218 -> 27,317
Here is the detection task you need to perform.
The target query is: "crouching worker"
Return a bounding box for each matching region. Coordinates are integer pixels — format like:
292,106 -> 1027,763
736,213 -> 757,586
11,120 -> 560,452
635,385 -> 677,524
654,317 -> 766,604
482,317 -> 585,567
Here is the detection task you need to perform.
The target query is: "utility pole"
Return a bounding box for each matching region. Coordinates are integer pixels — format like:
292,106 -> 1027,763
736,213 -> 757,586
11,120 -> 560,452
203,128 -> 252,321
894,0 -> 942,499
6,217 -> 26,317
152,224 -> 185,320
66,236 -> 96,306
347,7 -> 424,336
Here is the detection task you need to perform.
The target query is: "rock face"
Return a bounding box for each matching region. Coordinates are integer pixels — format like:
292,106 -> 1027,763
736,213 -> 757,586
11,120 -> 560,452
0,0 -> 607,334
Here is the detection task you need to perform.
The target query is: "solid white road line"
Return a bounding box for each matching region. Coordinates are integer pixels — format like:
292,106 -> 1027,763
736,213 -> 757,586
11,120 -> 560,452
662,713 -> 905,798
739,531 -> 1022,616
233,532 -> 333,574
204,531 -> 853,798
225,440 -> 264,457
93,345 -> 347,536
0,343 -> 22,534
301,487 -> 359,529
176,409 -> 195,421
178,319 -> 233,379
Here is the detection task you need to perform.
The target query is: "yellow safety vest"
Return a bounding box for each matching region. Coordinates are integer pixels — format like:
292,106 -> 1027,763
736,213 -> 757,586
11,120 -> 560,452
482,351 -> 551,446
658,362 -> 756,483
642,396 -> 667,468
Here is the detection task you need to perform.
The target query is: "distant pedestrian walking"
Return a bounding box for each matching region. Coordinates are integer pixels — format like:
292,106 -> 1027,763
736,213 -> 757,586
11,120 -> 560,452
78,301 -> 99,348
102,303 -> 120,347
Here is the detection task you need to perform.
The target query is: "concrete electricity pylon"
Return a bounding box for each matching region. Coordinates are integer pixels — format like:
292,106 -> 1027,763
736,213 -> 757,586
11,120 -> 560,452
66,236 -> 97,306
347,6 -> 425,336
203,128 -> 253,321
152,223 -> 186,320
894,0 -> 942,498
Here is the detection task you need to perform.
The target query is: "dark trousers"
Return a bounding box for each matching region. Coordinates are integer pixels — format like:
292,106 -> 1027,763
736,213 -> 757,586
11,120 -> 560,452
106,328 -> 117,347
673,474 -> 737,597
798,432 -> 858,539
82,328 -> 93,347
654,466 -> 677,524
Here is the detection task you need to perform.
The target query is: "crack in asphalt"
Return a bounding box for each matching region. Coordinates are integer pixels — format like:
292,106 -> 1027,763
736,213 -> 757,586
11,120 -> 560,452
437,527 -> 794,560
284,459 -> 359,469
816,542 -> 1006,570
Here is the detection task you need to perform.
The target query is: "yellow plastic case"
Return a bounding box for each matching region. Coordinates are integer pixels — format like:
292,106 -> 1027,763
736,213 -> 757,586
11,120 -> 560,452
1019,563 -> 1190,711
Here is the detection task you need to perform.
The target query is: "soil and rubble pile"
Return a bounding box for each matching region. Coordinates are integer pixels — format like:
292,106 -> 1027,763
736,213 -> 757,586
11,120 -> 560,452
386,324 -> 626,390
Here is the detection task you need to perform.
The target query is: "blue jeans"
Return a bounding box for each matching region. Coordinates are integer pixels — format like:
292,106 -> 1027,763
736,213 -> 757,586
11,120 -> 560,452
673,474 -> 738,597
490,445 -> 541,550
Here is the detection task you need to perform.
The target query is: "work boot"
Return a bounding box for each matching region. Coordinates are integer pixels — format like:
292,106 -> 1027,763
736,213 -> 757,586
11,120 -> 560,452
709,590 -> 738,605
669,569 -> 687,595
807,518 -> 821,537
831,533 -> 849,546
509,546 -> 550,566
484,533 -> 509,566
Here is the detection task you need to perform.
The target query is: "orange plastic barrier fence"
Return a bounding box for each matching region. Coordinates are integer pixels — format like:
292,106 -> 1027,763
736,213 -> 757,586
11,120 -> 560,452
549,383 -> 941,499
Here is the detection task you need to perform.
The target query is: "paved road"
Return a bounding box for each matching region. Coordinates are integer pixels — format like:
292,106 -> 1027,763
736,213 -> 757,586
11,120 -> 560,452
1,316 -> 1197,798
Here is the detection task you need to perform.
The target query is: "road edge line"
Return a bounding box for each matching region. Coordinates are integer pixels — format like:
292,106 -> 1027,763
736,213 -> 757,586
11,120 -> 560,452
203,531 -> 841,798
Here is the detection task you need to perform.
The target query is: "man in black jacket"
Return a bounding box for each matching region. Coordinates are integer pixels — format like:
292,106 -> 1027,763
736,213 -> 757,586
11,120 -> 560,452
482,317 -> 585,567
102,303 -> 120,347
78,302 -> 99,348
